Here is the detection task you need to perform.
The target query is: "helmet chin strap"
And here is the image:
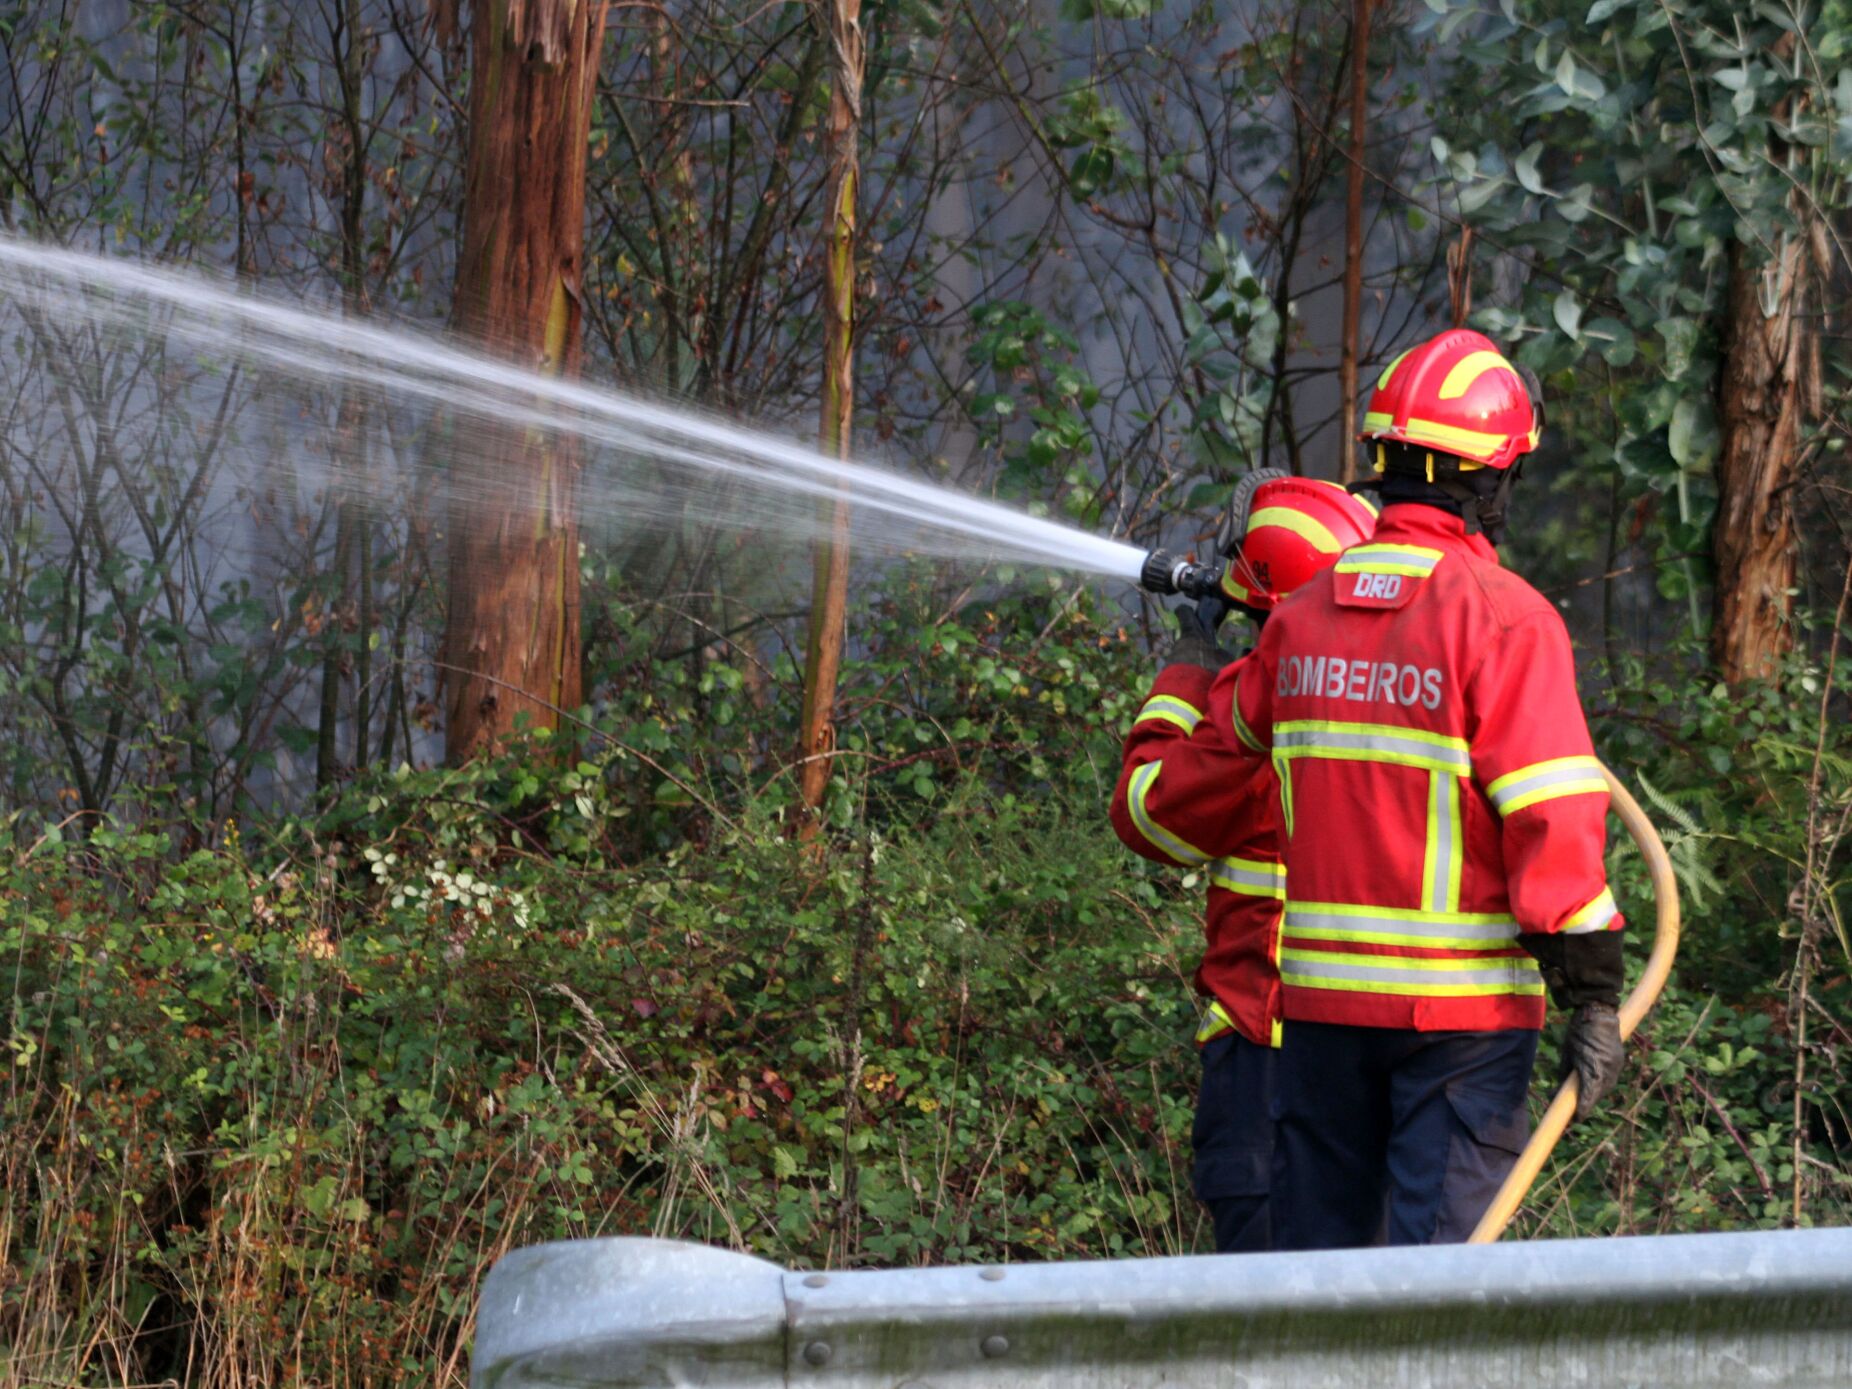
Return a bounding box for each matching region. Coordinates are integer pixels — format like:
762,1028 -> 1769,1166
1352,444 -> 1524,545
1433,460 -> 1523,544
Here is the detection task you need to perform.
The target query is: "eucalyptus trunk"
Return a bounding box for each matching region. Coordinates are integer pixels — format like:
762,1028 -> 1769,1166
797,0 -> 864,828
1711,232 -> 1816,683
443,0 -> 608,762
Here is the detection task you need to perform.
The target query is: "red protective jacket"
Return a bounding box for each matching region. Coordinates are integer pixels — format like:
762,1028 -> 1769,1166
1219,504 -> 1623,1033
1110,660 -> 1285,1049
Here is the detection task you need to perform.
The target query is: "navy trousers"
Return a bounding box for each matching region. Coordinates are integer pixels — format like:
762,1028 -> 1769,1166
1270,1021 -> 1538,1250
1192,1032 -> 1277,1253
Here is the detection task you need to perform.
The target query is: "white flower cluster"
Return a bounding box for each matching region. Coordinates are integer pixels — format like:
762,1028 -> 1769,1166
361,849 -> 532,929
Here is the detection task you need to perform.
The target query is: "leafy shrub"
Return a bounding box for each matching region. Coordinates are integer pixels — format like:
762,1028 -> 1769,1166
2,592 -> 1847,1385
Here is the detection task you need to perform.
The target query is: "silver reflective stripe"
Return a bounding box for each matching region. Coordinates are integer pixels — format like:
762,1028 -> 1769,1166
1488,760 -> 1605,814
1135,695 -> 1202,733
1128,762 -> 1211,866
1338,546 -> 1440,572
1283,956 -> 1539,989
1561,889 -> 1620,934
1212,859 -> 1285,897
1274,726 -> 1471,775
1284,908 -> 1518,944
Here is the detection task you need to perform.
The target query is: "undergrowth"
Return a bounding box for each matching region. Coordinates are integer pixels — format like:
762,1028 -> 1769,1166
1,591 -> 1847,1385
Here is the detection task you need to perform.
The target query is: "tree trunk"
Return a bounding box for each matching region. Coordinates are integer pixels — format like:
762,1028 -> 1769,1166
444,0 -> 608,763
1711,232 -> 1813,683
796,0 -> 864,829
1337,0 -> 1370,484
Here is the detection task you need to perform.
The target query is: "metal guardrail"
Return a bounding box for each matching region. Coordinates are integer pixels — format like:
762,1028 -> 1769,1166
474,1227 -> 1852,1388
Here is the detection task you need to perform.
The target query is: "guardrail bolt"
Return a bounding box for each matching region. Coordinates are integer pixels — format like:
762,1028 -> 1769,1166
980,1335 -> 1010,1359
803,1341 -> 832,1368
803,1274 -> 829,1289
979,1268 -> 1006,1282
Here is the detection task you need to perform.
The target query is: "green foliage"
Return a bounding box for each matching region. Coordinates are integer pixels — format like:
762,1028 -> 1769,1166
963,301 -> 1108,520
1181,236 -> 1282,484
6,580 -> 1850,1382
1424,0 -> 1851,621
0,593 -> 1206,1382
1517,636 -> 1852,1238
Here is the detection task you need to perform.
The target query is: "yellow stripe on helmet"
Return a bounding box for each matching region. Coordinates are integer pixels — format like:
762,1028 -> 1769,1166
1247,505 -> 1342,554
1437,350 -> 1517,401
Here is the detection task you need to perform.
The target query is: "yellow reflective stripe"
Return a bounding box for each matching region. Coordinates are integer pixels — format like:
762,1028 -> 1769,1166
1126,761 -> 1212,866
1334,560 -> 1434,579
1279,971 -> 1546,999
1376,349 -> 1412,391
1283,901 -> 1519,952
1248,504 -> 1342,554
1562,886 -> 1619,934
1220,568 -> 1252,602
1485,756 -> 1607,816
1341,544 -> 1445,564
1280,946 -> 1544,997
1437,350 -> 1515,400
1274,752 -> 1295,838
1196,999 -> 1237,1044
1397,416 -> 1509,457
1231,694 -> 1266,752
1363,410 -> 1396,432
1270,1017 -> 1284,1048
1134,694 -> 1203,734
1286,901 -> 1518,925
1211,855 -> 1286,899
1422,772 -> 1463,915
1333,544 -> 1445,577
1278,719 -> 1467,753
1274,720 -> 1471,777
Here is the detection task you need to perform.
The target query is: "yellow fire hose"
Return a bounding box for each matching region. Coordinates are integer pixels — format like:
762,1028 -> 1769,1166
1468,763 -> 1682,1243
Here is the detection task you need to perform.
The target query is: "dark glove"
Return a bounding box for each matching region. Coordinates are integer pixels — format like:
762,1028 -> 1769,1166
1520,930 -> 1627,1123
1561,1001 -> 1624,1122
1161,600 -> 1234,672
1519,929 -> 1624,1011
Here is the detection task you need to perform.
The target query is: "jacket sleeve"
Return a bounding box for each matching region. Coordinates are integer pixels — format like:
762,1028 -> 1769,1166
1110,661 -> 1266,868
1465,611 -> 1624,940
1216,619 -> 1277,758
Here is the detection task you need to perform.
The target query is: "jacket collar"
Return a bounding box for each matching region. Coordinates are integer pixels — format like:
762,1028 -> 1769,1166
1371,503 -> 1500,566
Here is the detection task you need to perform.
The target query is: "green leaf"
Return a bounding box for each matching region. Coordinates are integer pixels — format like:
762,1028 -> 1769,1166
1556,183 -> 1596,224
1067,146 -> 1114,198
1668,397 -> 1720,472
1554,49 -> 1580,98
1585,316 -> 1637,366
1658,318 -> 1700,377
1585,0 -> 1630,23
1458,177 -> 1505,213
1514,142 -> 1546,194
1553,289 -> 1583,340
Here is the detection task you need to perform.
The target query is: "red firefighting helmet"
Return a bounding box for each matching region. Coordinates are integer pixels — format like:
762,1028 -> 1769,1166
1361,329 -> 1540,470
1220,478 -> 1379,610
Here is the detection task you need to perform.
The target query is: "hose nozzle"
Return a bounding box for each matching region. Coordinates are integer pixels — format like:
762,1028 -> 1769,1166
1139,550 -> 1222,601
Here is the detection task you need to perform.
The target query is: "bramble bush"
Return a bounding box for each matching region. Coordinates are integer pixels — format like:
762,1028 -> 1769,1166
1,584 -> 1847,1386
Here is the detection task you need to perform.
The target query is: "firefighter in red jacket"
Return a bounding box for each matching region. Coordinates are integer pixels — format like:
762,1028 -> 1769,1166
1213,328 -> 1627,1248
1110,477 -> 1378,1252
